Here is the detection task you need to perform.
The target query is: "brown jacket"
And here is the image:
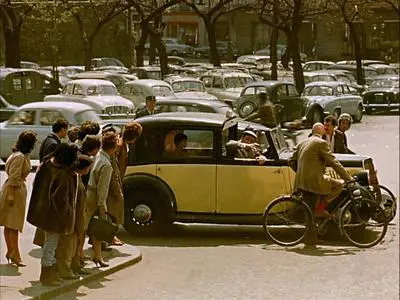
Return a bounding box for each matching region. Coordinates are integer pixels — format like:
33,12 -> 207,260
27,160 -> 77,234
115,142 -> 128,177
289,135 -> 352,195
107,157 -> 124,225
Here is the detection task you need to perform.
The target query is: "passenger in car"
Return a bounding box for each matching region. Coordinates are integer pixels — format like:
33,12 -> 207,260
163,133 -> 188,159
226,130 -> 267,165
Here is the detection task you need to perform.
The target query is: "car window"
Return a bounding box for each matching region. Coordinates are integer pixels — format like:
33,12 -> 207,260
75,110 -> 102,125
336,75 -> 351,83
12,78 -> 23,91
25,77 -> 33,90
335,86 -> 344,95
202,76 -> 212,88
172,81 -> 205,93
287,85 -> 298,96
162,129 -> 214,160
342,85 -> 351,94
8,110 -> 36,125
243,87 -> 256,95
73,84 -> 83,95
303,86 -> 334,96
63,83 -> 74,94
129,86 -> 145,98
158,104 -> 202,113
40,110 -> 64,126
212,76 -> 223,89
276,85 -> 287,97
152,85 -> 173,97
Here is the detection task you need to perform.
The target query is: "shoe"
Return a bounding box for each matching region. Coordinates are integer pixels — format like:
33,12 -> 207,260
10,255 -> 26,267
5,253 -> 12,264
111,237 -> 124,246
92,257 -> 109,268
40,266 -> 61,286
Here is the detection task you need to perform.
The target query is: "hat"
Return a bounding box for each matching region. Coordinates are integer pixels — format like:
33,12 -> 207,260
146,95 -> 156,102
101,123 -> 121,135
243,130 -> 257,138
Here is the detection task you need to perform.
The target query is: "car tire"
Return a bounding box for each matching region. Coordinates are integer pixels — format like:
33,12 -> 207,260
310,107 -> 323,124
171,50 -> 178,56
124,188 -> 172,236
353,105 -> 363,123
365,107 -> 373,115
238,101 -> 256,118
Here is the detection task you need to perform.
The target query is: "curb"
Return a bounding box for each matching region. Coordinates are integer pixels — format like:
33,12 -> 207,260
31,248 -> 142,300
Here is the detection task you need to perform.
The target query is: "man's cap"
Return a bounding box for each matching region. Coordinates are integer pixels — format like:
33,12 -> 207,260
101,123 -> 121,135
243,130 -> 257,138
146,95 -> 156,102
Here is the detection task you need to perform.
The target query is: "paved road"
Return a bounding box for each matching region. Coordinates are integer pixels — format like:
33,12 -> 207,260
3,114 -> 399,300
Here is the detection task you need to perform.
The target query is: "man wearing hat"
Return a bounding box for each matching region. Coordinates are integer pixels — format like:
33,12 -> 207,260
135,95 -> 157,118
226,130 -> 266,165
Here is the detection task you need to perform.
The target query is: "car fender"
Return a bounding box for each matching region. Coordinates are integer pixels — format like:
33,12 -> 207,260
305,102 -> 323,119
123,173 -> 177,213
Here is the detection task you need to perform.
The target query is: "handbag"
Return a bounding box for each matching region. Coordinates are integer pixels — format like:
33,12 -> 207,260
87,212 -> 119,243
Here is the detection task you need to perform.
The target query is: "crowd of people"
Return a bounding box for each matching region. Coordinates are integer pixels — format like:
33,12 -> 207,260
0,118 -> 142,286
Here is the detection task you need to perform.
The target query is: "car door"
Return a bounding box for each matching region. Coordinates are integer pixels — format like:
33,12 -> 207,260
341,84 -> 358,115
5,72 -> 26,105
155,128 -> 217,213
276,83 -> 305,121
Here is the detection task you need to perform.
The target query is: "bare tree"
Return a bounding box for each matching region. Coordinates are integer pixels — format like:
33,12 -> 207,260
184,0 -> 252,67
0,0 -> 35,67
380,0 -> 400,16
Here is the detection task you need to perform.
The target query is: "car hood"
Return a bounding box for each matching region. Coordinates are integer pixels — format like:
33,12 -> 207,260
175,91 -> 218,101
303,95 -> 336,107
279,151 -> 370,167
86,95 -> 134,108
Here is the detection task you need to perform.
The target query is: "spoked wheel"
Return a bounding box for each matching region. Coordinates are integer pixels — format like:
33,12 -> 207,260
379,185 -> 397,223
340,199 -> 388,248
263,197 -> 313,247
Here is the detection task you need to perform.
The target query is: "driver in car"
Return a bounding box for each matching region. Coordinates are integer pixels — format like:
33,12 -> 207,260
226,130 -> 267,165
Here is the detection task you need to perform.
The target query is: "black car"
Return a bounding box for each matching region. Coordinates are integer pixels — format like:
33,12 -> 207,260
155,98 -> 233,115
0,95 -> 18,122
194,41 -> 240,59
235,81 -> 308,123
326,64 -> 378,85
362,75 -> 399,114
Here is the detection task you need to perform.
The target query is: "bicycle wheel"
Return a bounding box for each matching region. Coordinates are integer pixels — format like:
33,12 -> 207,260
263,196 -> 313,247
340,198 -> 388,248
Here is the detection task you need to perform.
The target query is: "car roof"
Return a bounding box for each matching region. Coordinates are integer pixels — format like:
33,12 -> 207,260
164,76 -> 202,83
304,61 -> 335,65
135,112 -> 228,127
328,64 -> 375,71
372,75 -> 399,80
66,79 -> 115,85
125,79 -> 171,86
0,68 -> 42,79
19,101 -> 93,112
303,71 -> 336,76
368,64 -> 397,69
244,80 -> 292,88
305,81 -> 347,87
156,98 -> 229,107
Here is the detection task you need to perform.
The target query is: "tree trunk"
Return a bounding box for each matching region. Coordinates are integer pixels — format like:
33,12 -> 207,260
269,0 -> 279,80
83,38 -> 93,71
281,36 -> 291,69
287,28 -> 304,94
1,7 -> 21,68
136,22 -> 149,67
149,30 -> 169,78
348,22 -> 364,85
205,18 -> 221,67
148,33 -> 157,65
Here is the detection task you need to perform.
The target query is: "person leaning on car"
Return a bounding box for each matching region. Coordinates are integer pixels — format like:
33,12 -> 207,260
226,130 -> 267,165
135,95 -> 157,118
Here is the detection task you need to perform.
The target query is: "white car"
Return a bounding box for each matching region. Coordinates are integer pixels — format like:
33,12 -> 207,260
0,101 -> 102,160
44,79 -> 134,115
163,76 -> 218,101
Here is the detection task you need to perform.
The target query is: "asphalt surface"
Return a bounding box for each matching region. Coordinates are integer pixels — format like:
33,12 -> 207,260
2,114 -> 399,300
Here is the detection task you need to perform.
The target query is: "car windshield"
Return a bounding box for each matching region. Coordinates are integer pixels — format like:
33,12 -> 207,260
172,81 -> 205,93
152,85 -> 174,97
303,86 -> 334,96
87,85 -> 118,96
147,71 -> 162,80
370,79 -> 399,89
224,76 -> 252,89
74,110 -> 102,124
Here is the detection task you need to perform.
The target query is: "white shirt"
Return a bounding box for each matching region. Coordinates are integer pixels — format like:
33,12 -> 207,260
326,132 -> 335,152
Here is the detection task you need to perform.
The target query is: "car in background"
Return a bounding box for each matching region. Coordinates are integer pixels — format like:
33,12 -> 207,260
91,57 -> 128,72
236,55 -> 270,67
0,102 -> 102,160
164,76 -> 218,101
368,64 -> 398,76
302,81 -> 364,124
362,75 -> 399,114
130,66 -> 162,80
336,60 -> 385,66
200,70 -> 254,105
235,80 -> 307,124
303,61 -> 335,72
327,64 -> 379,85
0,95 -> 18,122
122,79 -> 176,108
315,69 -> 365,95
44,79 -> 134,115
193,41 -> 240,59
20,61 -> 40,69
303,71 -> 337,84
254,45 -> 307,62
145,38 -> 194,56
155,98 -> 233,115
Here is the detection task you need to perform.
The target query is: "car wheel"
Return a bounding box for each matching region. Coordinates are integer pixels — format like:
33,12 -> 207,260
238,101 -> 256,118
353,105 -> 363,122
124,188 -> 172,236
365,107 -> 372,115
311,107 -> 323,124
195,52 -> 202,59
171,50 -> 178,56
379,185 -> 397,223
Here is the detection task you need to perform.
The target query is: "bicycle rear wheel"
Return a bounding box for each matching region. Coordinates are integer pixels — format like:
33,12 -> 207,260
340,199 -> 388,248
263,196 -> 313,247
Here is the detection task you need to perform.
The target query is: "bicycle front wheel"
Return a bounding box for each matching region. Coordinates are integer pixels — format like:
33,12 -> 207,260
340,199 -> 388,248
263,196 -> 313,247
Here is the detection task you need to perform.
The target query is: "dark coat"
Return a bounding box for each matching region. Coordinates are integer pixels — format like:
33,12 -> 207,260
39,133 -> 61,162
27,160 -> 77,234
308,130 -> 353,154
244,102 -> 277,128
135,107 -> 157,118
339,130 -> 355,154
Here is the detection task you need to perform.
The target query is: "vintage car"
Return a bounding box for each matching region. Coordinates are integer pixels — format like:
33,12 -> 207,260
0,68 -> 61,105
155,98 -> 233,115
0,101 -> 102,160
236,55 -> 270,67
336,60 -> 385,66
122,79 -> 176,108
112,112 -> 384,235
164,76 -> 218,101
303,61 -> 335,72
235,80 -> 307,124
0,95 -> 18,122
327,64 -> 379,85
302,81 -> 364,124
44,79 -> 134,115
362,75 -> 399,114
200,70 -> 254,105
129,66 -> 162,80
368,64 -> 399,76
193,41 -> 240,59
91,57 -> 128,72
254,45 -> 307,62
145,38 -> 194,56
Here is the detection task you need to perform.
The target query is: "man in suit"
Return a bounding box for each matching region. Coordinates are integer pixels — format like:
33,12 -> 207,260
39,118 -> 68,162
323,115 -> 353,154
135,95 -> 157,118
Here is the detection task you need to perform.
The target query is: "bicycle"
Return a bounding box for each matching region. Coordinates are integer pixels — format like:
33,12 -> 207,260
263,182 -> 388,248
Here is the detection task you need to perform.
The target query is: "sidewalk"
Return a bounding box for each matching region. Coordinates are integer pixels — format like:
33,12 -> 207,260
0,174 -> 142,300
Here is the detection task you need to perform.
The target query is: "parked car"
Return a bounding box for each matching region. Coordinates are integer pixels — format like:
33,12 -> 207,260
303,61 -> 335,72
145,38 -> 194,56
130,66 -> 162,80
303,71 -> 337,84
236,55 -> 270,66
44,79 -> 134,115
91,57 -> 127,72
336,60 -> 385,66
235,80 -> 307,124
362,75 -> 399,114
113,112 -> 381,235
0,101 -> 102,160
254,45 -> 307,62
20,61 -> 40,69
122,79 -> 176,108
368,64 -> 399,76
155,98 -> 233,115
194,41 -> 240,59
0,95 -> 18,122
164,76 -> 218,101
200,70 -> 254,105
327,64 -> 379,85
302,81 -> 364,124
316,69 -> 365,95
0,68 -> 61,105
